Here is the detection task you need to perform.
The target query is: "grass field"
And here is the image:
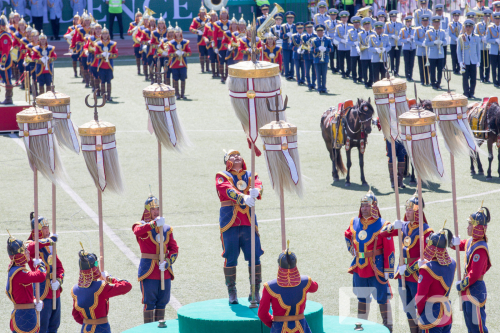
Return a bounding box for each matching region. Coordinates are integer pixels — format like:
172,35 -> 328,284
1,56 -> 499,332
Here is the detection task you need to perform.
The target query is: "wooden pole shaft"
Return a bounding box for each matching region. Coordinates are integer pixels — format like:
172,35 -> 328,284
450,153 -> 463,311
159,140 -> 165,291
52,184 -> 57,310
98,189 -> 104,272
280,185 -> 286,252
249,144 -> 257,308
34,168 -> 40,325
418,177 -> 424,258
391,139 -> 405,289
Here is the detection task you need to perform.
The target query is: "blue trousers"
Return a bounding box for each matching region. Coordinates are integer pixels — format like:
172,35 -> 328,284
208,47 -> 217,64
463,300 -> 488,333
199,45 -> 208,56
294,58 -> 305,84
0,68 -> 12,85
386,140 -> 407,163
172,67 -> 187,81
98,68 -> 114,84
304,59 -> 316,88
352,272 -> 389,304
40,297 -> 61,333
398,279 -> 418,320
140,278 -> 172,311
221,225 -> 263,267
90,66 -> 98,79
314,62 -> 328,92
423,325 -> 451,333
80,323 -> 111,333
218,50 -> 228,64
283,49 -> 294,78
134,46 -> 140,59
37,73 -> 53,86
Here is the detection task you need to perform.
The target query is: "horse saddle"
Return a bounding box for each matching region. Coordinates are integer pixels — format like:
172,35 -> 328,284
468,97 -> 498,140
332,100 -> 354,148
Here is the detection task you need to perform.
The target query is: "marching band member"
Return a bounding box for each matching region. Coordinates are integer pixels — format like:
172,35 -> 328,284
400,16 -> 416,81
281,11 -> 296,80
71,12 -> 92,87
487,12 -> 500,87
65,13 -> 81,78
86,22 -> 102,96
435,5 -> 448,57
359,17 -> 374,88
345,190 -> 395,332
203,10 -> 218,78
167,24 -> 191,99
414,0 -> 432,27
416,228 -> 456,333
415,14 -> 430,86
238,22 -> 262,62
213,7 -> 230,83
262,32 -> 283,70
95,25 -> 118,102
157,23 -> 176,86
6,233 -> 46,333
448,10 -> 462,75
312,24 -> 331,93
302,21 -> 317,90
272,12 -> 283,50
477,9 -> 492,83
325,8 -> 339,74
71,249 -> 132,331
369,21 -> 391,83
224,15 -> 243,66
0,15 -> 14,104
26,28 -> 40,98
12,16 -> 26,85
292,22 -> 305,85
31,31 -> 57,95
493,1 -> 500,13
136,11 -> 150,79
16,18 -> 29,90
26,215 -> 63,333
423,16 -> 447,90
377,11 -> 387,24
474,0 -> 488,11
139,16 -> 157,82
128,8 -> 143,75
347,16 -> 362,84
216,150 -> 264,305
385,10 -> 402,77
148,16 -> 167,84
334,11 -> 352,79
190,4 -> 209,73
257,4 -> 270,28
132,194 -> 179,323
313,1 -> 329,27
458,19 -> 481,98
452,204 -> 491,333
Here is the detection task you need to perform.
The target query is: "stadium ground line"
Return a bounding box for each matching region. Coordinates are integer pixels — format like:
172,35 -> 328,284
10,134 -> 183,311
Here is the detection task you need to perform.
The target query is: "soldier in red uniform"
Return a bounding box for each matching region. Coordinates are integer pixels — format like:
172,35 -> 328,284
344,189 -> 395,332
416,228 -> 456,333
71,248 -> 132,333
139,16 -> 156,81
132,194 -> 179,324
84,22 -> 102,96
128,8 -> 143,75
238,25 -> 263,61
12,17 -> 27,89
262,32 -> 283,70
148,16 -> 167,84
380,193 -> 433,333
258,243 -> 318,333
31,31 -> 57,95
167,24 -> 191,99
71,12 -> 92,86
64,13 -> 81,78
203,10 -> 218,77
6,232 -> 46,333
26,214 -> 64,333
95,25 -> 118,102
0,15 -> 14,104
452,204 -> 491,333
190,4 -> 209,73
223,15 -> 242,66
156,23 -> 175,86
213,7 -> 230,83
216,150 -> 264,305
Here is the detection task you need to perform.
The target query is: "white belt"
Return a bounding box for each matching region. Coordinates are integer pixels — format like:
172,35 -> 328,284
436,106 -> 478,152
263,136 -> 299,185
375,94 -> 407,140
404,123 -> 444,177
19,122 -> 55,173
43,105 -> 80,153
81,136 -> 116,191
146,98 -> 178,146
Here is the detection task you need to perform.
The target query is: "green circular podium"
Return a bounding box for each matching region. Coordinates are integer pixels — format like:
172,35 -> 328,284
123,298 -> 389,333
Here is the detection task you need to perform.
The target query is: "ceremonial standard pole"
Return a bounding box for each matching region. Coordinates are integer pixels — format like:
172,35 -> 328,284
34,168 -> 40,324
51,183 -> 57,309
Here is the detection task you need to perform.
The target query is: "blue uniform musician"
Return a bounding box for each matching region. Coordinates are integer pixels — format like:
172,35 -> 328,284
369,22 -> 391,83
415,15 -> 431,86
423,16 -> 447,90
271,13 -> 284,50
416,228 -> 456,333
449,11 -> 463,74
344,190 -> 395,332
435,5 -> 449,56
312,24 -> 332,94
476,9 -> 492,83
385,11 -> 402,77
132,194 -> 179,323
400,16 -> 416,82
26,215 -> 63,333
359,18 -> 374,88
281,11 -> 296,80
346,16 -> 362,84
487,12 -> 500,87
313,1 -> 329,27
0,14 -> 13,104
31,31 -> 57,95
216,150 -> 264,305
256,4 -> 270,28
458,20 -> 481,99
325,8 -> 339,74
6,232 -> 46,333
302,21 -> 317,90
291,22 -> 305,85
452,204 -> 491,333
334,11 -> 352,79
414,0 -> 432,27
258,243 -> 319,333
71,248 -> 132,332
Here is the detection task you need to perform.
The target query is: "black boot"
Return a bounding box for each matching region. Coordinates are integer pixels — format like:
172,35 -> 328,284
211,63 -> 216,78
136,58 -> 141,75
408,318 -> 419,333
173,80 -> 180,99
106,83 -> 112,102
95,78 -> 101,97
379,303 -> 393,333
84,71 -> 90,88
388,162 -> 395,189
154,308 -> 165,322
81,65 -> 84,82
219,63 -> 224,83
101,83 -> 106,100
73,61 -> 78,77
248,265 -> 262,304
397,161 -> 406,188
39,84 -> 45,95
357,302 -> 370,320
200,56 -> 205,73
2,85 -> 13,104
144,64 -> 149,81
224,266 -> 238,304
180,81 -> 186,99
205,56 -> 210,72
143,310 -> 154,324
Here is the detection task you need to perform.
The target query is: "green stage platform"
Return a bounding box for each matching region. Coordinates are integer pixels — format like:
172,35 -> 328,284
123,298 -> 389,333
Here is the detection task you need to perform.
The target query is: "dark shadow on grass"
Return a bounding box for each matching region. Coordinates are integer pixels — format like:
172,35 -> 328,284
471,174 -> 500,184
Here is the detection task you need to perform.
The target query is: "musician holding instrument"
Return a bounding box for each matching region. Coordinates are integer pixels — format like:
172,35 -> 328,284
238,22 -> 262,61
271,12 -> 283,50
128,8 -> 143,75
86,22 -> 102,96
138,16 -> 156,82
385,10 -> 402,77
291,22 -> 305,85
358,18 -> 374,88
14,18 -> 27,90
435,5 -> 448,57
414,0 -> 432,27
257,4 -> 270,29
202,10 -> 219,78
312,24 -> 332,94
281,11 -> 296,80
415,14 -> 430,85
334,11 -> 352,79
213,7 -> 230,83
347,16 -> 362,84
148,17 -> 167,84
302,21 -> 317,90
487,12 -> 500,87
325,8 -> 339,74
423,16 -> 447,90
448,10 -> 463,74
400,16 -> 416,81
476,9 -> 492,83
157,23 -> 175,86
0,14 -> 13,104
189,4 -> 209,73
368,21 -> 390,83
224,15 -> 242,66
71,12 -> 93,88
458,19 -> 481,99
64,13 -> 81,78
32,31 -> 57,95
95,25 -> 118,102
313,1 -> 329,27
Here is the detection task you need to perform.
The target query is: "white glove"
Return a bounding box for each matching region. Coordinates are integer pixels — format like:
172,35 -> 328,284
154,216 -> 165,227
49,233 -> 58,242
356,46 -> 361,53
243,195 -> 255,207
452,236 -> 461,246
384,272 -> 389,279
297,48 -> 303,54
398,265 -> 407,275
249,188 -> 260,199
287,32 -> 292,37
162,51 -> 168,56
394,220 -> 403,230
142,45 -> 148,52
33,258 -> 42,266
214,48 -> 219,54
84,50 -> 89,56
176,50 -> 184,57
101,271 -> 109,280
341,39 -> 347,44
197,30 -> 203,36
159,260 -> 168,271
35,301 -> 43,312
434,40 -> 441,45
318,46 -> 327,52
51,280 -> 60,290
477,62 -> 481,68
460,62 -> 465,68
391,35 -> 396,39
228,46 -> 233,51
418,259 -> 426,268
354,41 -> 359,46
376,48 -> 383,54
211,41 -> 215,48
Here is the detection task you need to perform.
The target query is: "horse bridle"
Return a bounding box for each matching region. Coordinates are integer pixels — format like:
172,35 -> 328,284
344,106 -> 373,134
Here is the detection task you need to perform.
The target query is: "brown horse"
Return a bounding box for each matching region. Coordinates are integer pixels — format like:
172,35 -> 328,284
468,101 -> 500,179
321,98 -> 375,186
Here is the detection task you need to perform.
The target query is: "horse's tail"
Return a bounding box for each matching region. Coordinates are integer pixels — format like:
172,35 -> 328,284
335,149 -> 347,176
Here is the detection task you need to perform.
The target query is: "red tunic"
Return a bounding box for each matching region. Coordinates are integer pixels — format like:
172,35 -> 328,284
71,26 -> 91,56
167,39 -> 192,69
202,21 -> 216,50
128,21 -> 140,47
262,45 -> 283,70
27,240 -> 64,299
213,20 -> 229,51
454,239 -> 491,298
189,17 -> 208,46
94,40 -> 118,70
0,31 -> 13,70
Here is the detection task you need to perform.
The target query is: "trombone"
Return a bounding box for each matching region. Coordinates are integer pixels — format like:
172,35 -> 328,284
460,35 -> 466,74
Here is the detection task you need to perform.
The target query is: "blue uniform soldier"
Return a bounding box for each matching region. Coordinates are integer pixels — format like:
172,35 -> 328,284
423,16 -> 447,89
312,24 -> 332,93
313,1 -> 329,26
385,10 -> 402,77
302,21 -> 317,90
347,16 -> 362,84
281,11 -> 296,80
256,4 -> 270,29
435,4 -> 449,57
476,9 -> 492,83
369,21 -> 391,83
487,12 -> 500,87
458,19 -> 481,98
414,0 -> 432,27
449,10 -> 463,74
377,11 -> 387,24
359,17 -> 374,88
400,16 -> 416,81
415,14 -> 431,85
271,12 -> 284,50
12,0 -> 27,17
325,8 -> 339,73
70,0 -> 86,17
334,11 -> 352,78
291,22 -> 305,85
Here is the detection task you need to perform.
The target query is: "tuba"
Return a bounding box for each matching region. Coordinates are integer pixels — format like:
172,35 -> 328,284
356,7 -> 371,18
257,3 -> 285,38
204,0 -> 229,11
